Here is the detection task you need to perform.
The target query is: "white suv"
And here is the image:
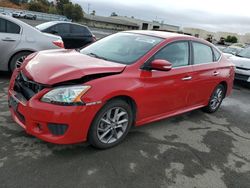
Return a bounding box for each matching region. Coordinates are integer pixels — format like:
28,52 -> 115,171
228,47 -> 250,83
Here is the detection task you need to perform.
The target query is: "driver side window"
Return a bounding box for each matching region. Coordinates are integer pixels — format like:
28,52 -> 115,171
153,41 -> 189,68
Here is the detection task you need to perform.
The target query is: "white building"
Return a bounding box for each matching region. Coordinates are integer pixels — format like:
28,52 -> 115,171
111,16 -> 180,32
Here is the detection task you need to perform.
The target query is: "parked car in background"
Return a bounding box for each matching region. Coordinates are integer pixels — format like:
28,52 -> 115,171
0,12 -> 12,16
8,31 -> 234,149
59,17 -> 72,22
12,11 -> 26,18
230,43 -> 246,48
215,45 -> 226,51
228,47 -> 250,83
0,14 -> 64,72
36,21 -> 96,49
24,13 -> 37,20
222,46 -> 243,55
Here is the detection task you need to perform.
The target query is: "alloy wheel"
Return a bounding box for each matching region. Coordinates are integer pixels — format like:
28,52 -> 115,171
15,56 -> 26,69
210,87 -> 223,110
97,107 -> 129,144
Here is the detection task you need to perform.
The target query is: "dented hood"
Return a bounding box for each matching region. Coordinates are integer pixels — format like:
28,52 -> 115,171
22,50 -> 126,85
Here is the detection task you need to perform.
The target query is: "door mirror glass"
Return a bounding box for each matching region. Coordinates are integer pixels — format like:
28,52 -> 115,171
151,59 -> 172,71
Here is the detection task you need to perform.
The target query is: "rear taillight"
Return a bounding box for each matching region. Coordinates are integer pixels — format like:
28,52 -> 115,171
53,40 -> 64,48
92,35 -> 97,42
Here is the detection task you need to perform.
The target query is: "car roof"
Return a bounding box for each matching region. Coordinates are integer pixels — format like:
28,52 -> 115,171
44,21 -> 87,28
124,30 -> 194,39
0,14 -> 60,39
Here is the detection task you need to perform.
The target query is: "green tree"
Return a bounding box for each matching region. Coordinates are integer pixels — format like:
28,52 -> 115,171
63,3 -> 83,21
28,0 -> 49,12
72,4 -> 83,21
225,35 -> 238,43
56,0 -> 70,14
90,10 -> 96,15
48,6 -> 58,14
231,36 -> 238,43
110,12 -> 118,16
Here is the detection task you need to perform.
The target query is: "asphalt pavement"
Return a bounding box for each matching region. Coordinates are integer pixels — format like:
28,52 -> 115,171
0,72 -> 250,188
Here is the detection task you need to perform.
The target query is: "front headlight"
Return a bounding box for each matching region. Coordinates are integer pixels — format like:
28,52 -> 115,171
41,85 -> 91,105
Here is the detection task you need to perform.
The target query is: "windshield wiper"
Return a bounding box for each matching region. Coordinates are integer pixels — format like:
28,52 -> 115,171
236,54 -> 243,57
87,53 -> 108,61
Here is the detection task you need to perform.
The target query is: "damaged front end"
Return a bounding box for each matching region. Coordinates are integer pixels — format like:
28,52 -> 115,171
12,70 -> 122,103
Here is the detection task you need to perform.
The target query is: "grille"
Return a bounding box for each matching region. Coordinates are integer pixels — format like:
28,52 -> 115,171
14,72 -> 45,100
236,66 -> 250,71
235,73 -> 249,81
47,123 -> 68,136
16,111 -> 25,124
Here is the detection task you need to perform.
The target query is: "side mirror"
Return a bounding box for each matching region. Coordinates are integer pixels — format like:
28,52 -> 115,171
150,59 -> 172,71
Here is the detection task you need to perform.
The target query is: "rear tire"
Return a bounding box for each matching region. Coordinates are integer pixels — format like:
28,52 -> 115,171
9,51 -> 32,72
88,99 -> 133,149
203,84 -> 225,113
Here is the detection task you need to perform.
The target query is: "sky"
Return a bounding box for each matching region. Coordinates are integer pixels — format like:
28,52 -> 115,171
72,0 -> 250,34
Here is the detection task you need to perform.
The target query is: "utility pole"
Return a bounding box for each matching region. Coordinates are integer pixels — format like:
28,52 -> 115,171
88,3 -> 91,14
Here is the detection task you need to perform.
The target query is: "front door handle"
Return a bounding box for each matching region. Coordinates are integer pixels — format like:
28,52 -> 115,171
182,76 -> 192,81
2,38 -> 16,42
213,71 -> 220,76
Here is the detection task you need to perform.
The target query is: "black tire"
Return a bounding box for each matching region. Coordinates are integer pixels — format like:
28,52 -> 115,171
88,99 -> 133,149
203,84 -> 225,113
9,51 -> 32,72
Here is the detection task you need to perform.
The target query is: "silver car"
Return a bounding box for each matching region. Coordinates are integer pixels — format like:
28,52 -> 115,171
0,14 -> 64,72
228,47 -> 250,83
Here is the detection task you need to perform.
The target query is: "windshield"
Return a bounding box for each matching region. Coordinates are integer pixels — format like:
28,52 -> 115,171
223,47 -> 242,55
237,47 -> 250,59
80,32 -> 163,65
36,22 -> 55,31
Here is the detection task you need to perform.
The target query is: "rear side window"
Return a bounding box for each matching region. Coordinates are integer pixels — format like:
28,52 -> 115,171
71,24 -> 91,35
7,21 -> 20,34
193,42 -> 213,64
0,18 -> 20,34
50,23 -> 70,34
153,42 -> 189,68
213,48 -> 221,61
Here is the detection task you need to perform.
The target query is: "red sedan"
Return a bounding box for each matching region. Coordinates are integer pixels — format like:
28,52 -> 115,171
8,31 -> 235,149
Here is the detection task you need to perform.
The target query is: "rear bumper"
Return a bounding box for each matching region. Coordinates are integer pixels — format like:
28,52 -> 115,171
8,90 -> 101,144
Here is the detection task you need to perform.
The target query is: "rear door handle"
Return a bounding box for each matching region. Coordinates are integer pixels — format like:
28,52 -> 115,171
2,38 -> 16,42
182,76 -> 192,81
213,71 -> 220,76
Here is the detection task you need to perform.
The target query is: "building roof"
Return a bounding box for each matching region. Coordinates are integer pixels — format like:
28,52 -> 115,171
113,16 -> 180,29
83,14 -> 139,27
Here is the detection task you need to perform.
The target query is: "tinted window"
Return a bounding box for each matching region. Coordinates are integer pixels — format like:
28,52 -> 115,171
153,42 -> 189,68
193,42 -> 213,64
71,24 -> 91,35
50,24 -> 70,34
0,18 -> 20,34
7,21 -> 20,34
213,48 -> 221,61
0,18 -> 5,32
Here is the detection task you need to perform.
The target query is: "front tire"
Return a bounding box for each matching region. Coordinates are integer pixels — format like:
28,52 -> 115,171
88,99 -> 133,149
203,84 -> 225,113
9,52 -> 32,72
